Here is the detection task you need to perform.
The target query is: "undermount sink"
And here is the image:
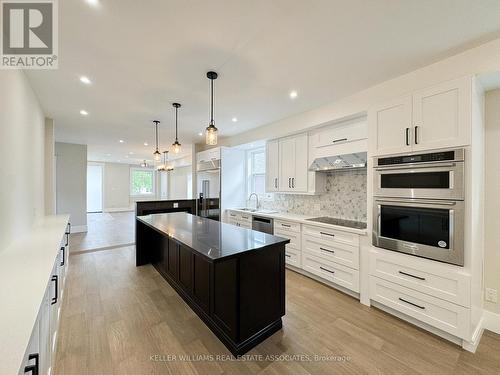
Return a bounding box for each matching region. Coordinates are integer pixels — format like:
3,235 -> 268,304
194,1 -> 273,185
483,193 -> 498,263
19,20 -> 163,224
238,208 -> 257,212
237,208 -> 278,214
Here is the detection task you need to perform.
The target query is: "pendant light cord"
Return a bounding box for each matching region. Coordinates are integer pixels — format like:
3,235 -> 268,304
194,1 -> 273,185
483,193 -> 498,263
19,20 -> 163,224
210,78 -> 214,125
175,106 -> 178,141
154,120 -> 159,152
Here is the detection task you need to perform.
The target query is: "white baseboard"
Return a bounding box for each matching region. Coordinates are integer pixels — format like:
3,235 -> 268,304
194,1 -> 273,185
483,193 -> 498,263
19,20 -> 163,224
483,310 -> 500,335
71,225 -> 87,233
104,207 -> 134,213
462,316 -> 484,353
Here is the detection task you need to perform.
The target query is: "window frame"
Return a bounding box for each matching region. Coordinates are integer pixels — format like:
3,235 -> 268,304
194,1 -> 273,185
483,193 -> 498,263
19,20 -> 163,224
130,167 -> 156,197
246,147 -> 266,196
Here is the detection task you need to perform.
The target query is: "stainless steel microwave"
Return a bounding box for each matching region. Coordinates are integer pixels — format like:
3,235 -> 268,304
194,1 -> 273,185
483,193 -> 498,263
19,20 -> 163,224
374,149 -> 464,200
372,197 -> 464,266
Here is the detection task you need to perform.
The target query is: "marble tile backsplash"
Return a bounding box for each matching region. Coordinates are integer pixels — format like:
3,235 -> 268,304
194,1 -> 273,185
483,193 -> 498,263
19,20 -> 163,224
255,169 -> 367,222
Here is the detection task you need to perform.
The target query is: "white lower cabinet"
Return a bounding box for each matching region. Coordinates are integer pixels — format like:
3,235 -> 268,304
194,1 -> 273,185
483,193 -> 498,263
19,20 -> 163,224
370,276 -> 469,339
19,225 -> 69,375
274,219 -> 302,268
227,211 -> 252,229
19,319 -> 39,375
302,253 -> 360,293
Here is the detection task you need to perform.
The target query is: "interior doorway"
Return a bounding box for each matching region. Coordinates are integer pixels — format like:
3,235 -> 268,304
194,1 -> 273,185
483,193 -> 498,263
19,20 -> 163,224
87,164 -> 103,213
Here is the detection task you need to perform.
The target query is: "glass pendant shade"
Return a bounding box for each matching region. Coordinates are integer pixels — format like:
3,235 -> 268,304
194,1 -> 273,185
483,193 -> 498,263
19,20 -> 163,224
172,140 -> 181,154
153,151 -> 161,161
206,123 -> 218,145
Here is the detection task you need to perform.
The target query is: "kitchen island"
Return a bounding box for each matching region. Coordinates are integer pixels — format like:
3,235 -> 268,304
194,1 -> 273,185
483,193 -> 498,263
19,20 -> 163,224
136,212 -> 290,356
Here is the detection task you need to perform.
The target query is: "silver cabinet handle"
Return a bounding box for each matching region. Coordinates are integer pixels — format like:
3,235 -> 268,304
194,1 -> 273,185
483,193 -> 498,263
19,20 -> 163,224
399,271 -> 425,281
332,138 -> 347,143
285,254 -> 291,258
399,297 -> 425,310
405,128 -> 410,146
281,223 -> 291,228
274,178 -> 278,189
320,266 -> 335,274
292,178 -> 295,188
414,126 -> 419,144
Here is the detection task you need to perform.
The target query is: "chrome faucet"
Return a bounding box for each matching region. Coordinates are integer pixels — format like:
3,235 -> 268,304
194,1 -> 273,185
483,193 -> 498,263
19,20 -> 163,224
248,193 -> 259,210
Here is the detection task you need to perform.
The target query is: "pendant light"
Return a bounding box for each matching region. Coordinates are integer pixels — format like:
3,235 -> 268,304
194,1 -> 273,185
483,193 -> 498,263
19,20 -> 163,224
171,103 -> 181,154
205,71 -> 218,145
140,160 -> 148,168
164,151 -> 174,171
152,120 -> 161,161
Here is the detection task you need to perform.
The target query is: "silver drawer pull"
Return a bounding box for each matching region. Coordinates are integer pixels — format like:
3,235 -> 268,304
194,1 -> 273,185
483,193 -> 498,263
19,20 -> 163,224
398,271 -> 426,281
320,247 -> 335,254
230,214 -> 236,217
281,224 -> 291,228
320,232 -> 335,237
332,138 -> 348,143
285,254 -> 291,258
399,298 -> 425,310
320,266 -> 335,274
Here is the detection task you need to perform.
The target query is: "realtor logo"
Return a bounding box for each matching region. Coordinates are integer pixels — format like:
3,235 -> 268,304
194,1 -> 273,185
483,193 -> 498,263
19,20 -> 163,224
1,0 -> 58,69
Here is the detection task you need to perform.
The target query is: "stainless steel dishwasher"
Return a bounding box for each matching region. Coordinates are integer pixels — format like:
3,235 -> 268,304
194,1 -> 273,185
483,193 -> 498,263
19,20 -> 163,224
252,216 -> 274,234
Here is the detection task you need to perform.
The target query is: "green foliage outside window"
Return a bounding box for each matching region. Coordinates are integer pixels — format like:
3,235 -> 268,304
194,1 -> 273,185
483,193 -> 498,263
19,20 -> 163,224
131,170 -> 154,195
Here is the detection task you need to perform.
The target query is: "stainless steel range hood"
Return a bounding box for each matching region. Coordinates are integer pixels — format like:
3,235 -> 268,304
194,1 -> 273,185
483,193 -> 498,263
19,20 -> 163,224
309,152 -> 367,171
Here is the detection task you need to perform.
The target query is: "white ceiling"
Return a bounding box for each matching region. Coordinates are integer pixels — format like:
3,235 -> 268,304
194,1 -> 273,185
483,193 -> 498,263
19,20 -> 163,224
26,0 -> 500,164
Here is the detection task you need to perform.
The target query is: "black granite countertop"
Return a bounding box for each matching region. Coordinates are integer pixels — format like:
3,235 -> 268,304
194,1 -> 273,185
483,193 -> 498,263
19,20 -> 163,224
137,212 -> 290,261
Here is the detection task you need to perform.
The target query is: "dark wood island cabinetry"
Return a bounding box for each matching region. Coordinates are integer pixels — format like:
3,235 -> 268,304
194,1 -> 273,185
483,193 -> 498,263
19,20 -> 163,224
136,212 -> 289,356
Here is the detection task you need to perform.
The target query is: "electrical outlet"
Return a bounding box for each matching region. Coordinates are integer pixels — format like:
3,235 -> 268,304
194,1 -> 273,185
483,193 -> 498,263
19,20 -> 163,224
486,288 -> 498,303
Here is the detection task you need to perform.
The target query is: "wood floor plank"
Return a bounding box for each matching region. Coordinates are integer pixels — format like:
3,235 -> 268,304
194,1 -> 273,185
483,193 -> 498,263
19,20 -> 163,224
53,246 -> 500,375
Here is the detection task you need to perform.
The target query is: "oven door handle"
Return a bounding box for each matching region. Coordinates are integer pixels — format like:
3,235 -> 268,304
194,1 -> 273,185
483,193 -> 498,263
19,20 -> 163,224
375,162 -> 456,171
374,198 -> 457,206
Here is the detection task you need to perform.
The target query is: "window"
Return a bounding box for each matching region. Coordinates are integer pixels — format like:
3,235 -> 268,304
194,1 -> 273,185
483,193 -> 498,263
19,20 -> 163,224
130,168 -> 155,196
247,148 -> 266,195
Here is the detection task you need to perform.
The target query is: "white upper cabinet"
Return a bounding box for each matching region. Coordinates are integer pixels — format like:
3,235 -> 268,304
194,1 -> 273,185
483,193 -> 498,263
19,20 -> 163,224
370,96 -> 413,155
265,139 -> 280,192
279,134 -> 308,193
412,77 -> 471,152
370,76 -> 472,156
266,133 -> 323,194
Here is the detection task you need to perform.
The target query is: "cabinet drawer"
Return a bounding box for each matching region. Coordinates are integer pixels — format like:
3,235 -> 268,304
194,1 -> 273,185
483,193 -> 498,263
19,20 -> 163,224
227,211 -> 252,223
302,253 -> 359,292
274,220 -> 301,233
302,235 -> 359,270
238,222 -> 252,229
285,248 -> 301,268
370,277 -> 470,339
274,228 -> 301,249
302,225 -> 359,247
370,249 -> 470,307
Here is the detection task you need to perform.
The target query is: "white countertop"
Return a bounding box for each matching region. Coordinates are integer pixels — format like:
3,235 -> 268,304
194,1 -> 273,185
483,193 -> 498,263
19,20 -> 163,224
0,214 -> 69,375
227,209 -> 367,235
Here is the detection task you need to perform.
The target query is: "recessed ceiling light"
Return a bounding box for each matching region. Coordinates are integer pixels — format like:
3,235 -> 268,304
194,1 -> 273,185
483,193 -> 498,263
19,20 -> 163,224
79,76 -> 91,84
80,110 -> 88,116
289,90 -> 298,99
198,132 -> 203,136
143,142 -> 148,146
232,117 -> 238,122
85,0 -> 100,6
119,140 -> 124,143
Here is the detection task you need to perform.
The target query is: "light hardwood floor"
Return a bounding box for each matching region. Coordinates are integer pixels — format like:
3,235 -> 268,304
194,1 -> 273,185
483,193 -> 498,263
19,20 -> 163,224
54,246 -> 500,375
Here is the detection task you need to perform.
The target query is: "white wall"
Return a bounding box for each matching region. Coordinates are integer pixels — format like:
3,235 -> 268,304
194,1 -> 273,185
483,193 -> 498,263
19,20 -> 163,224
216,37 -> 500,148
103,162 -> 131,211
0,70 -> 46,252
167,166 -> 192,200
44,119 -> 56,215
484,89 -> 500,315
55,142 -> 87,231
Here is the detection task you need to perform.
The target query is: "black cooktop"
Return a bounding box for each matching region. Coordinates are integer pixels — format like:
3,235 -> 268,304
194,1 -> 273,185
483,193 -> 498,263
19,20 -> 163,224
305,217 -> 367,230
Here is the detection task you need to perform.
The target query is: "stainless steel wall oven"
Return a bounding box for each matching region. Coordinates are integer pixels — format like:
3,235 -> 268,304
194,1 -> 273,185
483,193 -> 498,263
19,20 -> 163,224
372,149 -> 465,266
